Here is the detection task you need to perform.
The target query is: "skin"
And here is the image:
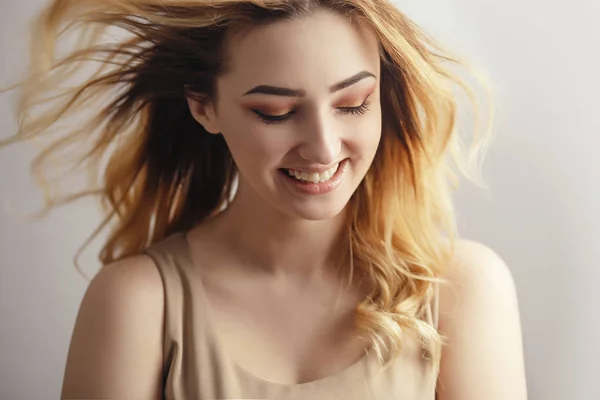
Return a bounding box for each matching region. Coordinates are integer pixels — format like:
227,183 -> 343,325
61,8 -> 527,400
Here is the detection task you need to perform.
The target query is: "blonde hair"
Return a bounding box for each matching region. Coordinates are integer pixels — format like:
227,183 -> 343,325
0,0 -> 492,372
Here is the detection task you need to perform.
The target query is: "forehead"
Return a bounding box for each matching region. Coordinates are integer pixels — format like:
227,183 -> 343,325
220,9 -> 381,94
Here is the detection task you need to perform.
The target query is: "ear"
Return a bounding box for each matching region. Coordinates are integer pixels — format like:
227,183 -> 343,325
186,95 -> 221,134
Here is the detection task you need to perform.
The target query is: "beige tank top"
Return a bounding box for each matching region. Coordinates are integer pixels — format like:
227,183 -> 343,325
144,232 -> 440,399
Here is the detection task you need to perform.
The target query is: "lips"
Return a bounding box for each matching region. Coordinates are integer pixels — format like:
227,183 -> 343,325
278,159 -> 349,195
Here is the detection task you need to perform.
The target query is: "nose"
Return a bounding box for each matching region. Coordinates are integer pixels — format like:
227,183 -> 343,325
296,111 -> 342,165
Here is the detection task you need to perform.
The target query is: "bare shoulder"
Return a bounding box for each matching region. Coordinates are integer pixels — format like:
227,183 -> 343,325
440,239 -> 518,307
89,254 -> 164,304
437,239 -> 528,400
61,254 -> 164,400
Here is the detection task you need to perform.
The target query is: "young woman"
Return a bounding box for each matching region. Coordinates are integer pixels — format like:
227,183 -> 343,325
1,0 -> 527,398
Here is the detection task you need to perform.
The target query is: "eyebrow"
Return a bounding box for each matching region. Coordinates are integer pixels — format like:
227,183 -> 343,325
243,70 -> 376,97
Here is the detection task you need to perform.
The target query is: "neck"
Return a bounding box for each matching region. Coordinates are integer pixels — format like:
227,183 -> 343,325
211,187 -> 349,280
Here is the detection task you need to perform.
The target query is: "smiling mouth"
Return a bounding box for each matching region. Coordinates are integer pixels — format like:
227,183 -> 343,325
281,162 -> 341,184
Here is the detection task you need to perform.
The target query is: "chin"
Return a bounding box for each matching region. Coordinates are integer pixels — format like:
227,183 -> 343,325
277,197 -> 351,222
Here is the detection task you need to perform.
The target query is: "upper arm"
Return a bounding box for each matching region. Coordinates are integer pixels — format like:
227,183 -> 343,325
437,240 -> 528,400
61,254 -> 164,400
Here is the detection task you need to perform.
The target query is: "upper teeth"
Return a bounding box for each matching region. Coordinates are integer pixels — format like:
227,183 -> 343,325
285,163 -> 340,183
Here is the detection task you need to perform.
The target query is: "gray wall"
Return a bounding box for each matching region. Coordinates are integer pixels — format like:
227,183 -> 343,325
1,0 -> 598,399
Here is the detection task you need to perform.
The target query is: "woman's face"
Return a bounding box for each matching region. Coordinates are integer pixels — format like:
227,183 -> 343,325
190,9 -> 382,221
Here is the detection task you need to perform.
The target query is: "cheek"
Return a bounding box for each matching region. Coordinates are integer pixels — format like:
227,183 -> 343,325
221,123 -> 292,168
216,101 -> 293,173
348,109 -> 382,155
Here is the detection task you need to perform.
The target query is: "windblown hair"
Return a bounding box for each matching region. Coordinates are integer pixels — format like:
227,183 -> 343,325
0,0 -> 492,371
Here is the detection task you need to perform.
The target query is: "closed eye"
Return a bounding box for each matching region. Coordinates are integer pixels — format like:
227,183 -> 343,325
252,96 -> 372,125
251,110 -> 296,125
337,99 -> 370,116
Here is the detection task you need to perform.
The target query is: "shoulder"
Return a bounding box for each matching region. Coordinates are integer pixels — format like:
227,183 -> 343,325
89,253 -> 164,304
81,254 -> 165,327
438,238 -> 521,335
61,254 -> 164,399
439,239 -> 518,308
436,239 -> 527,399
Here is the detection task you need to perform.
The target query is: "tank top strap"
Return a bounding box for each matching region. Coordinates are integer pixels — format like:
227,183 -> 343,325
142,231 -> 213,340
143,232 -> 195,338
143,232 -> 242,399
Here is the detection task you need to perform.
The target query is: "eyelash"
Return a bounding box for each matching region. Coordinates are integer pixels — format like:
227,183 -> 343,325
252,99 -> 371,125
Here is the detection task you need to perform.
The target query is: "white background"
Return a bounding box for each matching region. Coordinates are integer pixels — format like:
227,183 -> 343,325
1,0 -> 598,399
